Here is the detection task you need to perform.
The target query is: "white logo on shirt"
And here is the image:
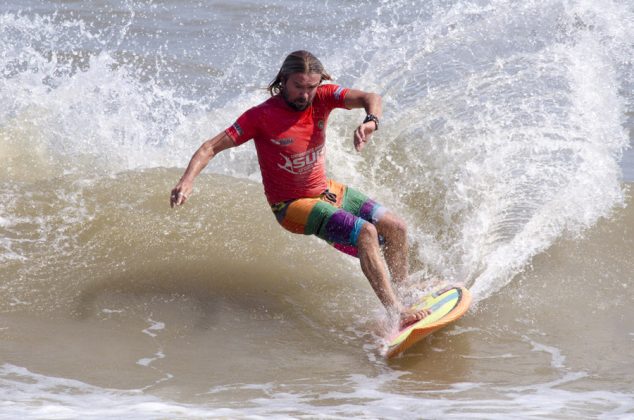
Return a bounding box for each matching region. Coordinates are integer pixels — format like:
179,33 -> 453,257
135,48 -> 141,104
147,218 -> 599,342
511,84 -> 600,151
270,137 -> 294,146
278,145 -> 325,174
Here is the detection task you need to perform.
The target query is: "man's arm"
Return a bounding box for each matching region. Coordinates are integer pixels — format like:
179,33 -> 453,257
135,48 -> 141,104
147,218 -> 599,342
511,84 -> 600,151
170,132 -> 236,208
344,89 -> 383,152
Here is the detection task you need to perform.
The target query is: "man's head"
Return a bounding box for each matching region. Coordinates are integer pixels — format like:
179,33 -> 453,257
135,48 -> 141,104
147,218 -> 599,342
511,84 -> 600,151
268,50 -> 332,111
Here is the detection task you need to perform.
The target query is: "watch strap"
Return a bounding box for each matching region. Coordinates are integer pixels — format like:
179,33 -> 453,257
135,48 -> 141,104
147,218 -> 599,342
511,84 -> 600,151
363,114 -> 379,131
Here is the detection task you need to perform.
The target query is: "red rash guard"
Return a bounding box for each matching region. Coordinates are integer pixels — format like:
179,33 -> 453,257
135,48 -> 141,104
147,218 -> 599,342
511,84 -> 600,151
225,84 -> 349,204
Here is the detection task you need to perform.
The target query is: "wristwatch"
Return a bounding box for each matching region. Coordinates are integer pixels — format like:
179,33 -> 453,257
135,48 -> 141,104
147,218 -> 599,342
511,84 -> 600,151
363,114 -> 379,131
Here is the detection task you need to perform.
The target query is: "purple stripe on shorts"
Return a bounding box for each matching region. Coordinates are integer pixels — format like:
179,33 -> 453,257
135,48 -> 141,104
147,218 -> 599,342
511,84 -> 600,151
360,199 -> 386,222
324,210 -> 357,244
359,201 -> 375,220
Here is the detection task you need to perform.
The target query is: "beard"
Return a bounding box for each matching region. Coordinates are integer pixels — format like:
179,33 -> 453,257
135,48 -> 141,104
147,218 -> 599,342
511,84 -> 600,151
282,90 -> 311,111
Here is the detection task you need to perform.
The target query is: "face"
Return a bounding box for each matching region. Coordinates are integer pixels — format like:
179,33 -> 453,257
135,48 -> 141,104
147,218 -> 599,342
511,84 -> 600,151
281,72 -> 321,111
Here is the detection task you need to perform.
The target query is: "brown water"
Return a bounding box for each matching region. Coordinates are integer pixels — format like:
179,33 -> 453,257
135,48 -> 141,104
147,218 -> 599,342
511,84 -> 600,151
1,170 -> 632,417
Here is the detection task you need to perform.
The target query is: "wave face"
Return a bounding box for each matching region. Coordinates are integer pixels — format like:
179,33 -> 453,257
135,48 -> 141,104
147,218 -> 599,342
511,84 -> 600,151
1,0 -> 633,418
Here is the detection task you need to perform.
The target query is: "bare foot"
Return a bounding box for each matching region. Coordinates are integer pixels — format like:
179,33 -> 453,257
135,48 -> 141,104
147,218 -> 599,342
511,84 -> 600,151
399,307 -> 432,329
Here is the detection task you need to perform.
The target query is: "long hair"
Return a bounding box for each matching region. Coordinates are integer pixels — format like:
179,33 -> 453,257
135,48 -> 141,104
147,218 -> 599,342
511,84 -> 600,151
267,51 -> 332,96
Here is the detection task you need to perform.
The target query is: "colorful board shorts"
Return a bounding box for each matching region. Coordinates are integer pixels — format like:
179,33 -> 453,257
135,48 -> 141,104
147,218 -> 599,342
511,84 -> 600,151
271,179 -> 387,257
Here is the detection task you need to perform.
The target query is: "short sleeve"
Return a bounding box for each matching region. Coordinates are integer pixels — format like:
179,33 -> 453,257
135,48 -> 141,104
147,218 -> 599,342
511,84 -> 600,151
316,84 -> 350,110
225,108 -> 257,146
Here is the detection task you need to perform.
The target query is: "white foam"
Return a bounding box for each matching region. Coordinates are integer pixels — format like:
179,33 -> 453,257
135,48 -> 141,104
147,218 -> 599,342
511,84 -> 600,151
101,308 -> 124,314
342,0 -> 632,301
2,362 -> 631,420
0,364 -> 220,419
141,318 -> 165,338
137,351 -> 165,368
197,370 -> 634,419
523,335 -> 567,369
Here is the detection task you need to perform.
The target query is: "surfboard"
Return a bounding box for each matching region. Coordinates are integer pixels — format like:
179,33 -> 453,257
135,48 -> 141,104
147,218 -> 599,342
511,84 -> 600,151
386,285 -> 472,359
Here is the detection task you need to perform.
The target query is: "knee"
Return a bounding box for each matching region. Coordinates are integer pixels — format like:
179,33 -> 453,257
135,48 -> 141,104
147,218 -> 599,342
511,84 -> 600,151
393,216 -> 407,237
356,222 -> 379,249
380,213 -> 407,239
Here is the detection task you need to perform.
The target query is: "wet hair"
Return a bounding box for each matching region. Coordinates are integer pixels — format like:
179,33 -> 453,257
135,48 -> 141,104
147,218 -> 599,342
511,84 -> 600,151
267,50 -> 332,96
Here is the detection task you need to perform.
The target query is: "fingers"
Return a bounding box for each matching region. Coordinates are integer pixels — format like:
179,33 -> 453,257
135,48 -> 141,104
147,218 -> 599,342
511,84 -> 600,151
170,188 -> 189,208
354,126 -> 366,152
354,122 -> 375,152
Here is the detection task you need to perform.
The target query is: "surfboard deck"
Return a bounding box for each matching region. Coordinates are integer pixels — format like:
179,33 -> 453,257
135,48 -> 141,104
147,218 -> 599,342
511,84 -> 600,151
385,285 -> 471,359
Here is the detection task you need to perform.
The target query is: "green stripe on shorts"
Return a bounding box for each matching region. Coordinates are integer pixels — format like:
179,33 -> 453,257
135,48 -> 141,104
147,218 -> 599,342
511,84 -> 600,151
341,186 -> 369,215
305,200 -> 337,237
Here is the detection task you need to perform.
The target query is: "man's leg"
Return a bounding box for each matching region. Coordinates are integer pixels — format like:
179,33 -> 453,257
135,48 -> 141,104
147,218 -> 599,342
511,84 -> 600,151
356,222 -> 400,313
357,222 -> 429,328
336,183 -> 408,277
375,212 -> 409,285
271,183 -> 429,328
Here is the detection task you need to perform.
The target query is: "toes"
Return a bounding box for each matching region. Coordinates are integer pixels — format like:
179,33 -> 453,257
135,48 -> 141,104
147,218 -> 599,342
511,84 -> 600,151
398,307 -> 434,329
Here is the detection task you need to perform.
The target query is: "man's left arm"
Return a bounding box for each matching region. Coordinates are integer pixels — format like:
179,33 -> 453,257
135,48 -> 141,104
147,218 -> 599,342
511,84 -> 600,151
344,89 -> 382,152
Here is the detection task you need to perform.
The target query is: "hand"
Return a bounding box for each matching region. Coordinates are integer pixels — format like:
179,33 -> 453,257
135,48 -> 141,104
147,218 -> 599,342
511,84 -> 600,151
354,121 -> 377,152
170,181 -> 192,208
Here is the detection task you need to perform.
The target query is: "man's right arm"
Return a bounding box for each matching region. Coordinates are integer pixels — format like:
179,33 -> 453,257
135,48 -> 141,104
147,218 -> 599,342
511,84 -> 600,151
170,132 -> 236,208
343,89 -> 383,152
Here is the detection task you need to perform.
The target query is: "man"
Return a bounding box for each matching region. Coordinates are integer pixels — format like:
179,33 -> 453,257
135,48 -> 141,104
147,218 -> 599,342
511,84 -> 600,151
170,51 -> 429,328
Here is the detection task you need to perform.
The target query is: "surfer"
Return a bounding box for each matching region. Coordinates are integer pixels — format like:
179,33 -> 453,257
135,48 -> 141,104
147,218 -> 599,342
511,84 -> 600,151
170,50 -> 429,328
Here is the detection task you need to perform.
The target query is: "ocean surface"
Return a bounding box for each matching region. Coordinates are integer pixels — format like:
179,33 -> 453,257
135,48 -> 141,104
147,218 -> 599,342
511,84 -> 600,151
1,0 -> 633,418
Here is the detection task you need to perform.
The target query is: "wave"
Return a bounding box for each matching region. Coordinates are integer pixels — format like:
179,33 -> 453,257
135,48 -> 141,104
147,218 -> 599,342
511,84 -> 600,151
328,0 -> 632,298
1,0 -> 632,306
